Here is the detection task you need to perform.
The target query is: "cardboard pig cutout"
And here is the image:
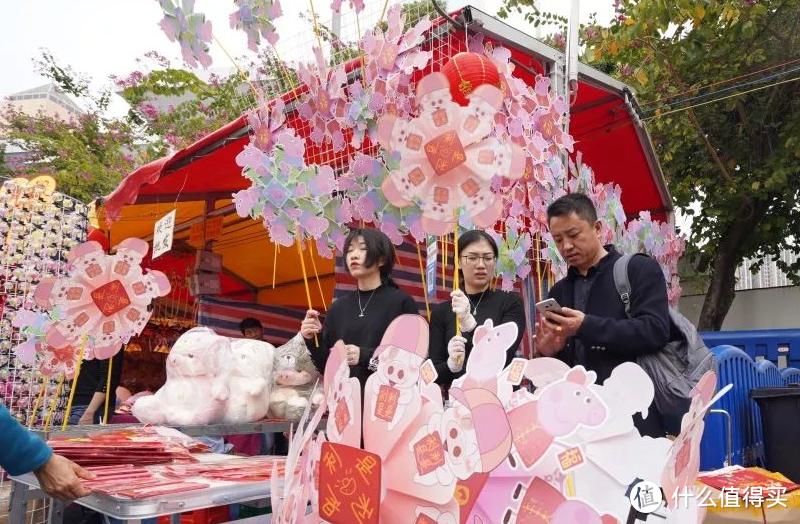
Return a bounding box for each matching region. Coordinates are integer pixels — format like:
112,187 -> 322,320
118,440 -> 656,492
323,341 -> 362,447
287,316 -> 723,524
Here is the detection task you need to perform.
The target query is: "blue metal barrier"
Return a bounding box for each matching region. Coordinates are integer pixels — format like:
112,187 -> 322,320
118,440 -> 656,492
700,329 -> 800,368
782,367 -> 800,385
700,345 -> 763,470
756,360 -> 784,388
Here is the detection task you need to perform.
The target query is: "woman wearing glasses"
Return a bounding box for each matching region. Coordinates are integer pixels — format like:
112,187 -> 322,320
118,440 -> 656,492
428,230 -> 525,390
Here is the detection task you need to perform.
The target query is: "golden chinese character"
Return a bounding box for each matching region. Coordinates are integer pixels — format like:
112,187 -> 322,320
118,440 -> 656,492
355,455 -> 378,485
323,446 -> 343,475
321,486 -> 342,518
350,493 -> 374,524
558,448 -> 583,470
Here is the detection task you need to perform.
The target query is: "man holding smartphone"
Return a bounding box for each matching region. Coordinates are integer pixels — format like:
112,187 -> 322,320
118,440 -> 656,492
534,193 -> 671,438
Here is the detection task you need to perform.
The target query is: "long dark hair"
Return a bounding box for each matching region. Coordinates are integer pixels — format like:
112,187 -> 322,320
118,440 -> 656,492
343,228 -> 398,288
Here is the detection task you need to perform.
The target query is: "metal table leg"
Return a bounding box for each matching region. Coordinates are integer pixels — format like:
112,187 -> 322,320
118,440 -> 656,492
8,480 -> 29,524
47,498 -> 65,524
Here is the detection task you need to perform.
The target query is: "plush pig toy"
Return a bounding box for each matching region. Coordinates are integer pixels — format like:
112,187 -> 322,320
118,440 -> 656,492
133,327 -> 230,425
213,338 -> 275,423
269,335 -> 324,421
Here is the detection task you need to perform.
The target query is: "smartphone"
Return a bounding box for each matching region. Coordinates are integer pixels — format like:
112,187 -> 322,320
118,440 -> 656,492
535,298 -> 563,316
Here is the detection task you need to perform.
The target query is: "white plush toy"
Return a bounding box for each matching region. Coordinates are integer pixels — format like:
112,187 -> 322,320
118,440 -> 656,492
133,327 -> 230,425
213,338 -> 275,423
268,335 -> 324,421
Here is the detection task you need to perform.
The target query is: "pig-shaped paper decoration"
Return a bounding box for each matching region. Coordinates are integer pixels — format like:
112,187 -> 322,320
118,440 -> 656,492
376,72 -> 527,235
452,318 -> 518,402
31,237 -> 171,361
269,335 -> 324,421
133,327 -> 230,425
214,338 -> 275,424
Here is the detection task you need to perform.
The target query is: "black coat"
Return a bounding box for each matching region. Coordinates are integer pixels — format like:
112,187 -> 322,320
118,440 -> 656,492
547,246 -> 670,385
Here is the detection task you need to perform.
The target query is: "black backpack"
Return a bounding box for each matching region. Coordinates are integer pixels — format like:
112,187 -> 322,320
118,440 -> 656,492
613,254 -> 716,436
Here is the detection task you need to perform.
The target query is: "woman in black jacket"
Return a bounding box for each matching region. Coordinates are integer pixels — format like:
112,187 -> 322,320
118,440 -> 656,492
299,228 -> 418,387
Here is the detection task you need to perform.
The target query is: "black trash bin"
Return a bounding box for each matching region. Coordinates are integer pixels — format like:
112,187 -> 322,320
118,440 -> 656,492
751,387 -> 800,483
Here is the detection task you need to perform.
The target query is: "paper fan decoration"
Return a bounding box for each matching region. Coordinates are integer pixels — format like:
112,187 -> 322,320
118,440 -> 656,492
156,0 -> 213,68
31,238 -> 171,361
377,72 -> 527,236
229,0 -> 282,51
298,47 -> 349,152
361,3 -> 432,81
234,128 -> 349,251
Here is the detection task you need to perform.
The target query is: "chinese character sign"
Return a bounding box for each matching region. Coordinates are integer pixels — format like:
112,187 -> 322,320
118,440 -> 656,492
153,209 -> 176,259
318,443 -> 382,524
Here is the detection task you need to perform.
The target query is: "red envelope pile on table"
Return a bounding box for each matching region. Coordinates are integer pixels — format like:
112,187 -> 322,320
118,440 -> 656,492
48,427 -> 209,467
79,457 -> 292,499
159,455 -> 291,482
80,465 -> 210,499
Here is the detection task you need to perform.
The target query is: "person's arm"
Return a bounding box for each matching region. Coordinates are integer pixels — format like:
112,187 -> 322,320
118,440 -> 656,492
534,284 -> 568,357
0,404 -> 52,476
576,257 -> 670,355
500,293 -> 526,367
305,307 -> 335,373
429,304 -> 459,384
79,392 -> 107,424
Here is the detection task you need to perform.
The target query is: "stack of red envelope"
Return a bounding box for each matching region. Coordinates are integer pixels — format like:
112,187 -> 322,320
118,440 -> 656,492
80,465 -> 210,499
76,457 -> 292,499
48,427 -> 208,467
159,456 -> 289,482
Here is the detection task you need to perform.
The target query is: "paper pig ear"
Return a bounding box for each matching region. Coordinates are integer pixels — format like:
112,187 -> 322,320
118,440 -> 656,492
149,270 -> 172,295
69,240 -> 104,262
566,367 -> 586,384
117,237 -> 150,256
473,319 -> 495,344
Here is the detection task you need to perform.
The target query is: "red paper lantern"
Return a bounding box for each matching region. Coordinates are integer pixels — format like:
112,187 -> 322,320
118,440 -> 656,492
441,52 -> 502,106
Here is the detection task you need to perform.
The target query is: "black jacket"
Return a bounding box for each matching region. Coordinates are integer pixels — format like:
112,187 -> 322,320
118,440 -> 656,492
547,246 -> 670,385
306,284 -> 418,387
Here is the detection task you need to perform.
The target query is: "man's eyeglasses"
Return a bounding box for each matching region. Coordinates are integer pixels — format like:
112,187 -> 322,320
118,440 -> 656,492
461,254 -> 495,265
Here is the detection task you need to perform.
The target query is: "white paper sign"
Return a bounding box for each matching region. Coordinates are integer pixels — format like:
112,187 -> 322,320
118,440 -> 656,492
152,209 -> 176,259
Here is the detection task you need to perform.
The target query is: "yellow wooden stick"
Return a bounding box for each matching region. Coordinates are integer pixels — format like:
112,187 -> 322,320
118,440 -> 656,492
535,233 -> 544,302
307,239 -> 328,311
103,355 -> 114,424
296,235 -> 318,346
307,0 -> 324,50
354,11 -> 368,89
61,335 -> 88,431
272,241 -> 278,289
441,237 -> 447,289
454,225 -> 461,337
28,374 -> 47,429
44,374 -> 65,431
416,242 -> 431,321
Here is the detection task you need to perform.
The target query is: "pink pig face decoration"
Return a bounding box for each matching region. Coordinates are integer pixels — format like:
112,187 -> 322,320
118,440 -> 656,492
537,367 -> 607,437
376,72 -> 527,236
33,238 -> 171,361
466,320 -> 518,382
